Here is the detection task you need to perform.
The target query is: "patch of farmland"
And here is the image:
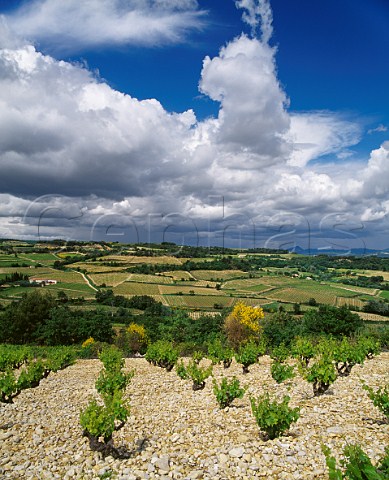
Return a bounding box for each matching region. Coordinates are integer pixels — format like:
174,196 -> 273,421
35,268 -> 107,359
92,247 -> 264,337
165,295 -> 234,308
333,283 -> 379,295
233,297 -> 270,307
356,311 -> 389,321
89,272 -> 131,287
128,274 -> 172,284
47,283 -> 96,296
0,266 -> 52,276
72,263 -> 126,273
222,278 -> 273,291
379,290 -> 389,300
159,270 -> 194,281
113,282 -> 161,296
19,253 -> 58,265
191,270 -> 249,281
334,296 -> 365,309
158,285 -> 224,296
262,283 -> 365,305
102,255 -> 183,265
29,271 -> 88,284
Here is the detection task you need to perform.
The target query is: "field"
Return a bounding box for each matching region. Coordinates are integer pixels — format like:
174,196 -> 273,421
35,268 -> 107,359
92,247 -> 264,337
0,354 -> 388,479
0,246 -> 388,317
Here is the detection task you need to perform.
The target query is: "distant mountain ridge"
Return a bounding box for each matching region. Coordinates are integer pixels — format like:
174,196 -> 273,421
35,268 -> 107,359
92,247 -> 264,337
290,246 -> 389,257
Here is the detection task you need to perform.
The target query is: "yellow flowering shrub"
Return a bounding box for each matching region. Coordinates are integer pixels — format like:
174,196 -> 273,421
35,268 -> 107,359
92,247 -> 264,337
224,302 -> 264,349
82,337 -> 95,348
232,302 -> 264,332
126,323 -> 148,354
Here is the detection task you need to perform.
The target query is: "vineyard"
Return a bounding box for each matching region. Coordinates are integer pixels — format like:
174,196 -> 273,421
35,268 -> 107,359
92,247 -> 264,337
0,342 -> 388,479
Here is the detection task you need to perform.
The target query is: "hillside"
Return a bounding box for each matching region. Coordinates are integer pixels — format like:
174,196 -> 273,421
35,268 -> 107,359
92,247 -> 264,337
0,353 -> 388,479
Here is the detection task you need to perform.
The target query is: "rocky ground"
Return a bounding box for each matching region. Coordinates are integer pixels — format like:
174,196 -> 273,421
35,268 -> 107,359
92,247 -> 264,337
0,353 -> 388,480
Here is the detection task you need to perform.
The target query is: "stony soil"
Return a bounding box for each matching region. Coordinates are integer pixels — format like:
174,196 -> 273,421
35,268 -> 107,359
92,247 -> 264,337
0,353 -> 388,480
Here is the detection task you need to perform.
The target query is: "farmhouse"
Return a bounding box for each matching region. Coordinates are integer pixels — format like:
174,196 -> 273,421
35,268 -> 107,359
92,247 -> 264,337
29,279 -> 58,286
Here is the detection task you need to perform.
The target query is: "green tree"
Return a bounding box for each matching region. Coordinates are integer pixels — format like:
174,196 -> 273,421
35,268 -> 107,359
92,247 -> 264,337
302,305 -> 363,337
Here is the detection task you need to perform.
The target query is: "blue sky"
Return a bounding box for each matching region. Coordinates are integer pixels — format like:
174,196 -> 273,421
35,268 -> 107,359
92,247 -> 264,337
0,0 -> 388,250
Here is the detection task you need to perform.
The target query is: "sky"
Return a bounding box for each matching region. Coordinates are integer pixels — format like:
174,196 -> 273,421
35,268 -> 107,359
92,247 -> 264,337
0,0 -> 389,252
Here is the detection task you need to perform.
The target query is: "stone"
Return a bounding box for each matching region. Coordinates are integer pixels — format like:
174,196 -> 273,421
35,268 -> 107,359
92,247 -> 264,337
229,447 -> 245,458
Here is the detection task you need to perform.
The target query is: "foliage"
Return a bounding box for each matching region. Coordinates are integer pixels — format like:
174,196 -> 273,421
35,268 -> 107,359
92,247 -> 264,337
185,359 -> 213,390
332,337 -> 366,377
0,290 -> 56,343
235,340 -> 264,374
322,444 -> 389,479
302,305 -> 363,338
305,353 -> 337,396
224,302 -> 264,349
262,311 -> 303,347
271,361 -> 295,384
291,336 -> 316,368
80,391 -> 129,444
362,383 -> 389,420
270,343 -> 290,363
207,338 -> 233,368
82,337 -> 95,349
126,323 -> 148,354
250,393 -> 300,440
175,359 -> 188,379
145,341 -> 179,371
212,376 -> 245,408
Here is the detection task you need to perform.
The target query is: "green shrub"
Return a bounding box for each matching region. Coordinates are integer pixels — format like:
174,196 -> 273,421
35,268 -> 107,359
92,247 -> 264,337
270,343 -> 290,363
207,338 -> 233,368
80,390 -> 130,456
305,354 -> 337,396
250,393 -> 300,440
271,361 -> 295,384
362,383 -> 389,420
332,337 -> 365,377
175,359 -> 188,380
185,360 -> 213,391
291,336 -> 315,368
213,376 -> 245,408
145,341 -> 178,371
322,444 -> 389,479
235,341 -> 262,374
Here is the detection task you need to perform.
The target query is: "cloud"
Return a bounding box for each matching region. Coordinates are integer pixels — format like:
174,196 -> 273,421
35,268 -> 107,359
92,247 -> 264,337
286,112 -> 362,167
199,34 -> 290,164
368,124 -> 388,134
3,0 -> 206,53
235,0 -> 273,42
0,0 -> 388,249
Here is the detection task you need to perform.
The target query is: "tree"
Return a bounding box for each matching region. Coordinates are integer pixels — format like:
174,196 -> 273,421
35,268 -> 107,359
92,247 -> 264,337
302,305 -> 363,337
0,291 -> 56,344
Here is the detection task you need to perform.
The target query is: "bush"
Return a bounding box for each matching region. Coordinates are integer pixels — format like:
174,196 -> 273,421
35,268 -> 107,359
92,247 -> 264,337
305,354 -> 337,396
362,382 -> 389,421
250,393 -> 300,440
175,359 -> 188,380
185,359 -> 213,391
291,336 -> 315,368
262,312 -> 303,347
235,340 -> 264,374
207,338 -> 233,368
224,302 -> 264,349
332,337 -> 366,377
126,323 -> 148,354
213,376 -> 245,408
322,443 -> 389,479
145,341 -> 179,371
271,361 -> 295,384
